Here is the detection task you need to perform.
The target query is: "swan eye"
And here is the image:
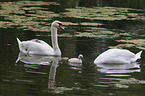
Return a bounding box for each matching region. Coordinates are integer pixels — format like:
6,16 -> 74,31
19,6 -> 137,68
58,23 -> 62,25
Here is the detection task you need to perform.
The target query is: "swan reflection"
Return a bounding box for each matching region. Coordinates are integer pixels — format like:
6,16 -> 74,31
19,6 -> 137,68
16,52 -> 61,65
96,62 -> 140,74
16,52 -> 76,93
95,62 -> 141,88
47,59 -> 79,93
48,60 -> 58,89
16,52 -> 61,74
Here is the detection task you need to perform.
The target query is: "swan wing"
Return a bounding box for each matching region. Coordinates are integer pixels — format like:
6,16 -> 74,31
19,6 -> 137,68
30,39 -> 50,46
20,40 -> 54,55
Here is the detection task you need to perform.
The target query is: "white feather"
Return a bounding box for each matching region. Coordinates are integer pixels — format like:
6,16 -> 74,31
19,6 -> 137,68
94,49 -> 142,64
16,21 -> 64,56
68,54 -> 83,64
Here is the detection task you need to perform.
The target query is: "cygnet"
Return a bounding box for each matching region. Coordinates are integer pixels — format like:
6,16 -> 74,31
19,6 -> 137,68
68,54 -> 83,64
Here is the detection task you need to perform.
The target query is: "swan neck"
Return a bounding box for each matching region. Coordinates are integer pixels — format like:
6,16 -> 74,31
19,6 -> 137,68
51,26 -> 61,55
78,55 -> 83,60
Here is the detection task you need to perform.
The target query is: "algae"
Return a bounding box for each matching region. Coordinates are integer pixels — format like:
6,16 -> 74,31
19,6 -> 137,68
0,1 -> 59,31
109,39 -> 145,50
114,84 -> 129,88
0,1 -> 144,39
113,78 -> 145,88
63,7 -> 144,21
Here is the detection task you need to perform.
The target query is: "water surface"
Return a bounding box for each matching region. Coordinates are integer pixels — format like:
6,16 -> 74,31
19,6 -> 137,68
0,0 -> 145,96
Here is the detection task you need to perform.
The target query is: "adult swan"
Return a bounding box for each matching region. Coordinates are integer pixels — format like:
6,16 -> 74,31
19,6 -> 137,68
16,20 -> 64,56
94,48 -> 142,64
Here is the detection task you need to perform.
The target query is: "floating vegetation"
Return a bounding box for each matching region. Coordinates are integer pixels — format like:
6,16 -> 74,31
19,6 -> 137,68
59,29 -> 120,38
109,44 -> 136,49
109,39 -> 145,50
0,1 -> 144,40
120,78 -> 145,84
61,21 -> 102,26
117,39 -> 145,46
75,32 -> 104,38
114,84 -> 129,88
46,87 -> 80,94
113,78 -> 145,88
18,1 -> 60,6
57,27 -> 133,38
58,31 -> 116,38
0,1 -> 60,31
63,7 -> 144,21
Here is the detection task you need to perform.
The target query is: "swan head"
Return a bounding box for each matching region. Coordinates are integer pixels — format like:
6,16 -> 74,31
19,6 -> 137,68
78,54 -> 83,60
52,20 -> 64,30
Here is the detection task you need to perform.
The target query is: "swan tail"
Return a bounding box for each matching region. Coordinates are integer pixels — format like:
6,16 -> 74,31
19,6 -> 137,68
16,38 -> 23,52
16,38 -> 21,43
135,51 -> 142,59
132,51 -> 142,62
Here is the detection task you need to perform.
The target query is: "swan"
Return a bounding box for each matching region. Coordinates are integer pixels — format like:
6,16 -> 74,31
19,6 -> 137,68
16,20 -> 64,56
94,48 -> 142,64
68,54 -> 83,64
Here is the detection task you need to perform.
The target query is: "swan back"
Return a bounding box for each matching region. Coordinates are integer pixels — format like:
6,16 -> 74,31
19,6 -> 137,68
94,49 -> 142,64
17,38 -> 54,55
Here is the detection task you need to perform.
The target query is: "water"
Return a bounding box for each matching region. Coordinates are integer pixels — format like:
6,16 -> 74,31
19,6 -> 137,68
0,0 -> 145,96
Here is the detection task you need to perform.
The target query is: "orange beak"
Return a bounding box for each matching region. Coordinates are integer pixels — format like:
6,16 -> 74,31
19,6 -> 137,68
59,25 -> 65,30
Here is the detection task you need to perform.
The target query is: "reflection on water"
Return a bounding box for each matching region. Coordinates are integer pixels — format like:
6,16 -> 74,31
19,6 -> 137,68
16,53 -> 79,93
48,60 -> 58,90
68,62 -> 82,70
16,52 -> 62,74
97,63 -> 140,74
16,52 -> 60,65
95,62 -> 141,88
47,60 -> 78,93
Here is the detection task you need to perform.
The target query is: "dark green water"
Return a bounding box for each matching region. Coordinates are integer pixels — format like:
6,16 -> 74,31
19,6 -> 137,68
0,0 -> 145,96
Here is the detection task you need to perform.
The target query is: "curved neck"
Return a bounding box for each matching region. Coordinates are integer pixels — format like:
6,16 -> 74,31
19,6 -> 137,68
78,55 -> 82,60
78,56 -> 81,60
51,26 -> 61,55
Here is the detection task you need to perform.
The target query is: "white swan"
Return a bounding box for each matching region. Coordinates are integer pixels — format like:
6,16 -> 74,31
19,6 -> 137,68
16,20 -> 64,56
94,48 -> 142,64
68,54 -> 83,64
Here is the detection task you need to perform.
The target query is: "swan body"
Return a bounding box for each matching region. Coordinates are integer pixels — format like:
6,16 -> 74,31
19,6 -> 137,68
94,49 -> 142,64
68,54 -> 83,64
17,21 -> 64,56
